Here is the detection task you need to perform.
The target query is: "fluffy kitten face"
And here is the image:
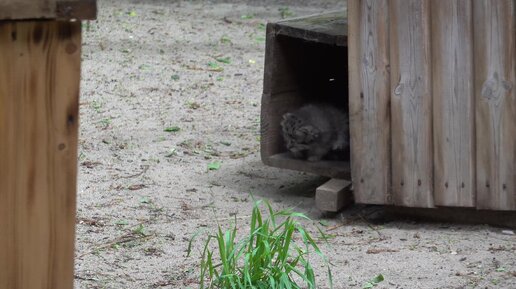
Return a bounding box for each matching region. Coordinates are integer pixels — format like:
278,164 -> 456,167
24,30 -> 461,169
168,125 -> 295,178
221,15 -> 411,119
280,104 -> 349,161
280,113 -> 319,157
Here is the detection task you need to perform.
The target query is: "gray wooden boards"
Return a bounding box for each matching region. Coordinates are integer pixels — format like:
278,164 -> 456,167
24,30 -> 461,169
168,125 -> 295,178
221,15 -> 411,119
261,11 -> 350,179
272,10 -> 347,46
349,0 -> 516,211
0,0 -> 97,20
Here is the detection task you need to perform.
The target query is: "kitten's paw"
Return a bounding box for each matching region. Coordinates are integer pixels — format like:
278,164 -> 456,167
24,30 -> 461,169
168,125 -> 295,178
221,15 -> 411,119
307,155 -> 322,162
332,142 -> 344,150
291,150 -> 303,159
332,138 -> 348,150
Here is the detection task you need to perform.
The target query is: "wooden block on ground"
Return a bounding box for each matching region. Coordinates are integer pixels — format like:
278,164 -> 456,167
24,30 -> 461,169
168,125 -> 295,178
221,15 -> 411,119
316,179 -> 353,212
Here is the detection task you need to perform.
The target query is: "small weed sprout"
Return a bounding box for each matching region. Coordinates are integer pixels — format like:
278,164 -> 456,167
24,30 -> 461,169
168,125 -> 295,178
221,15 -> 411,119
188,200 -> 333,289
279,7 -> 294,19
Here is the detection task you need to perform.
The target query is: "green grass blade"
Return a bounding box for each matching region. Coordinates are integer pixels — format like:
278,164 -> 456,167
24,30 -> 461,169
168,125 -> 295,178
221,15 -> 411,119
191,198 -> 333,289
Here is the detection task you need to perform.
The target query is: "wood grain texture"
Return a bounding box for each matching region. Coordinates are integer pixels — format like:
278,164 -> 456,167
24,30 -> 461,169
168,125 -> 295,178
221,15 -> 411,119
474,0 -> 516,210
0,0 -> 96,20
0,20 -> 81,289
348,0 -> 391,205
275,10 -> 348,46
431,0 -> 475,207
390,0 -> 434,208
0,0 -> 56,19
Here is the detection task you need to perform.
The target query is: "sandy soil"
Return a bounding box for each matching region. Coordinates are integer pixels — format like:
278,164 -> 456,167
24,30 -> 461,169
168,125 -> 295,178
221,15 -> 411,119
76,1 -> 515,288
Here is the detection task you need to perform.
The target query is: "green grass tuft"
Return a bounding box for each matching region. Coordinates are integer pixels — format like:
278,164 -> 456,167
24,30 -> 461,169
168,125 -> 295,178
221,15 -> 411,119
188,200 -> 333,289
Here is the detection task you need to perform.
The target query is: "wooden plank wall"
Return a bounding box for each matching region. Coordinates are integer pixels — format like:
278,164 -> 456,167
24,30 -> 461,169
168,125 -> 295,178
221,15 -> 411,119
474,0 -> 516,210
0,21 -> 81,289
348,0 -> 391,204
350,0 -> 516,210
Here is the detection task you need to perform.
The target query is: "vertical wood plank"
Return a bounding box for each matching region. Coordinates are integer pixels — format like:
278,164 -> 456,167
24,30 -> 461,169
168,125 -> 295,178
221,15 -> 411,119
474,0 -> 516,210
349,0 -> 392,204
390,0 -> 434,207
0,20 -> 81,289
431,0 -> 475,207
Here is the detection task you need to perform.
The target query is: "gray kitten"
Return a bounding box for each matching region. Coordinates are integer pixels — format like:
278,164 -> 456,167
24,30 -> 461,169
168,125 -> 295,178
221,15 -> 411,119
280,104 -> 349,162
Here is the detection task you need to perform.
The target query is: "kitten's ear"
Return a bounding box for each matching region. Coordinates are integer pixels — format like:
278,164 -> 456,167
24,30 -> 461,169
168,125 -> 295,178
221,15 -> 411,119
282,113 -> 293,121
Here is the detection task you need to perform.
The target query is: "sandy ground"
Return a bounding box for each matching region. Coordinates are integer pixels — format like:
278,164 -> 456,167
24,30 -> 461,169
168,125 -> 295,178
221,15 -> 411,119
76,1 -> 515,288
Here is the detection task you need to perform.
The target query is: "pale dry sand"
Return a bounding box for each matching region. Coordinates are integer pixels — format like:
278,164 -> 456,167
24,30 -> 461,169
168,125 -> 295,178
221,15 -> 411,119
76,1 -> 515,288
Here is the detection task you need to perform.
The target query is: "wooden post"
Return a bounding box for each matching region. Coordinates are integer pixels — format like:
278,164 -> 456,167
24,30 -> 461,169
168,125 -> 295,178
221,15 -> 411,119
0,1 -> 96,288
0,20 -> 81,289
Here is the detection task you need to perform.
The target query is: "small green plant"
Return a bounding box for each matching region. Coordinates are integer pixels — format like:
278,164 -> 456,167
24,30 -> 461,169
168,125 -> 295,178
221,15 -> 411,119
188,200 -> 332,289
99,117 -> 112,128
132,224 -> 147,236
363,274 -> 384,288
257,23 -> 266,31
164,126 -> 181,132
90,100 -> 102,113
207,161 -> 221,171
207,62 -> 224,72
165,148 -> 177,157
278,7 -> 294,19
220,35 -> 232,44
215,57 -> 231,64
240,14 -> 254,20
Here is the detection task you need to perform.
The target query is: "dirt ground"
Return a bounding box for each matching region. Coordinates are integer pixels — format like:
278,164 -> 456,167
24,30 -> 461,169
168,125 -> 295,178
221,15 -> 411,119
76,1 -> 515,288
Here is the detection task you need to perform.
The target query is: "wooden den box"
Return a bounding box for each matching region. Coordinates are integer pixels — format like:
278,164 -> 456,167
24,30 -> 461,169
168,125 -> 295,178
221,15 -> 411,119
260,11 -> 350,179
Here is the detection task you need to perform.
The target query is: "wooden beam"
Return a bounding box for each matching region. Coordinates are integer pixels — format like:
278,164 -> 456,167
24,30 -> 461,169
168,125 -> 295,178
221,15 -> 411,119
315,179 -> 353,212
387,206 -> 516,229
0,20 -> 81,289
0,0 -> 96,20
56,0 -> 97,20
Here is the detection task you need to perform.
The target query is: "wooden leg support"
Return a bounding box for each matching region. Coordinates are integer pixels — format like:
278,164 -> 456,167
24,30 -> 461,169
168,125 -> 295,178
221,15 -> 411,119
315,179 -> 353,212
0,20 -> 81,289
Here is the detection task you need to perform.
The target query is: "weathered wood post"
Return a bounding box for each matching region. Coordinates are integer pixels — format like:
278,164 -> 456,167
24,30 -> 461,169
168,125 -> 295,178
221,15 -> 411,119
0,1 -> 96,288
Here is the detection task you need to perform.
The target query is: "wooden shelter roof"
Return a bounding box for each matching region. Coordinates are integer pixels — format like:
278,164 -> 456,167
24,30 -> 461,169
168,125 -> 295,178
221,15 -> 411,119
0,0 -> 96,20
